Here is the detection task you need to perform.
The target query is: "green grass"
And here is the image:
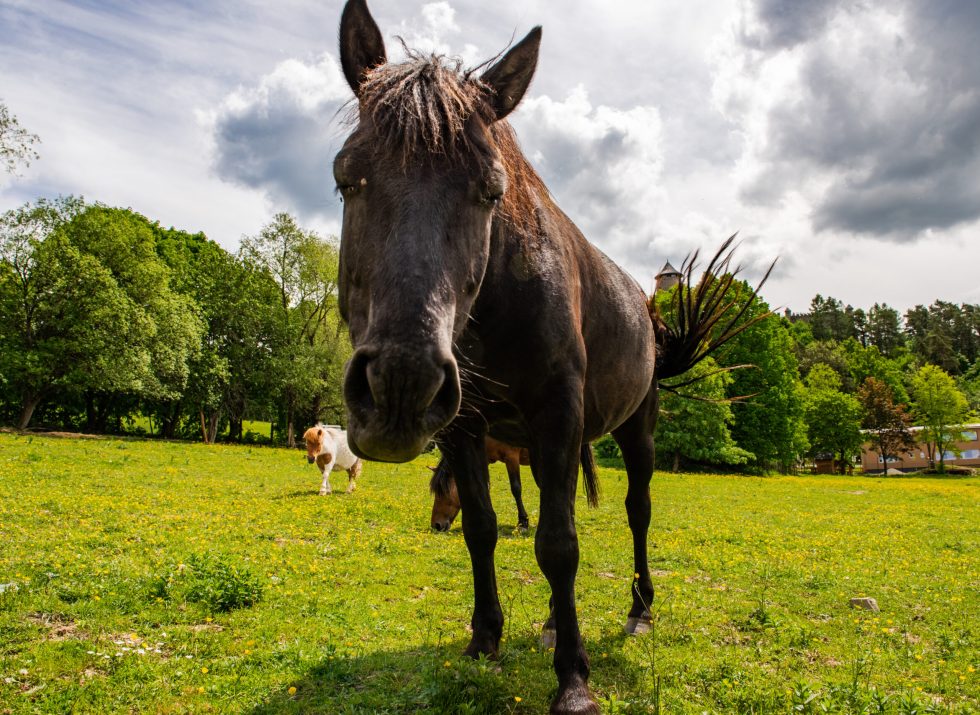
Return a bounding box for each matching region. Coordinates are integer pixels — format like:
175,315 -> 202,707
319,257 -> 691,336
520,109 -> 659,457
0,432 -> 977,713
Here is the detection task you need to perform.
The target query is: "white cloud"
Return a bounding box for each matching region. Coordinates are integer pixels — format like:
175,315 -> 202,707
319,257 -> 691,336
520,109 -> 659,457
513,87 -> 667,270
3,0 -> 979,312
714,0 -> 980,240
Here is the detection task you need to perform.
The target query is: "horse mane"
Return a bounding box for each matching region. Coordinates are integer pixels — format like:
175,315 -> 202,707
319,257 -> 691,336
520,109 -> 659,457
356,53 -> 549,238
428,459 -> 456,499
359,51 -> 485,163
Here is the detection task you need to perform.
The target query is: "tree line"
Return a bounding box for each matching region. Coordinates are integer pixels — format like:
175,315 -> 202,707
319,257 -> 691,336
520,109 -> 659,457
611,290 -> 979,474
4,196 -> 978,470
0,197 -> 349,446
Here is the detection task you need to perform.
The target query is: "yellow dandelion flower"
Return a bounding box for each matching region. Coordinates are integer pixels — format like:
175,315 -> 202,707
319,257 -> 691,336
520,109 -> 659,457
201,667 -> 209,674
444,660 -> 451,667
288,686 -> 297,695
197,686 -> 204,694
514,696 -> 522,702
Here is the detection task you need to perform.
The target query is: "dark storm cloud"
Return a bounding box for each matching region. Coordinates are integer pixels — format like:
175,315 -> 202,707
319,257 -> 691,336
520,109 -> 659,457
212,101 -> 345,217
207,56 -> 351,220
741,0 -> 846,49
741,0 -> 980,240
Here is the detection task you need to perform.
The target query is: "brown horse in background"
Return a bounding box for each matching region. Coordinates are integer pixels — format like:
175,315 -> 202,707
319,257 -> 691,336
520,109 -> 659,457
429,435 -> 531,532
334,2 -> 769,710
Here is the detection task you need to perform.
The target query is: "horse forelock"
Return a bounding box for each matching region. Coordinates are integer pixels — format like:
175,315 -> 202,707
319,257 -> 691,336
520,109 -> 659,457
428,460 -> 456,499
357,53 -> 488,165
303,424 -> 325,451
353,53 -> 549,239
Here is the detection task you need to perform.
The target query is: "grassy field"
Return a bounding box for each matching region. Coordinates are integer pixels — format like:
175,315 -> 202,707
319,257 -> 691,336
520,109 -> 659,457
0,433 -> 977,714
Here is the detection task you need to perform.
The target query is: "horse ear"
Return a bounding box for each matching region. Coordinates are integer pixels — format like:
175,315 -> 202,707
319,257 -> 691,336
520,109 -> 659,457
317,428 -> 323,436
481,26 -> 542,120
339,0 -> 387,95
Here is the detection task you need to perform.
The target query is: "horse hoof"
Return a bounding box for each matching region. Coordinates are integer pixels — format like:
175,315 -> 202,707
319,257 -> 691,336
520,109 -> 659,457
540,628 -> 557,649
624,611 -> 652,635
463,635 -> 499,660
550,680 -> 599,714
319,490 -> 331,496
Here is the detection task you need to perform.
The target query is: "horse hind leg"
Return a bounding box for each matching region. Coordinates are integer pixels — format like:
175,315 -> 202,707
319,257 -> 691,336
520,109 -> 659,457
506,461 -> 530,531
612,396 -> 657,635
346,460 -> 362,493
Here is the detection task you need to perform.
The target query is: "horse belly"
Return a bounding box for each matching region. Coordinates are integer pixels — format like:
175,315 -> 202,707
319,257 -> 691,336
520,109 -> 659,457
581,300 -> 655,439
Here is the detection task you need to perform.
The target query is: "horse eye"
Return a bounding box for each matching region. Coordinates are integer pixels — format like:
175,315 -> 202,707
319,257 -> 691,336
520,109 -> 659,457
481,190 -> 503,207
335,183 -> 362,200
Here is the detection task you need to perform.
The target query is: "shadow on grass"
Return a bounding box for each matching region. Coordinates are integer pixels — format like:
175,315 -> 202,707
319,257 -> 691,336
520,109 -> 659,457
858,471 -> 976,481
274,489 -> 366,500
247,628 -> 652,715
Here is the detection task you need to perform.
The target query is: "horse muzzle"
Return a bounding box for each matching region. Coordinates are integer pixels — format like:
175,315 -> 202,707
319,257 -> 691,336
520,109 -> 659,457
343,345 -> 461,462
307,456 -> 315,464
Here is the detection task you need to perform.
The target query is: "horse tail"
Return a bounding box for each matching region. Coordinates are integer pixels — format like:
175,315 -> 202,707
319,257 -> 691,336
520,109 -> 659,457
580,443 -> 599,508
650,233 -> 775,382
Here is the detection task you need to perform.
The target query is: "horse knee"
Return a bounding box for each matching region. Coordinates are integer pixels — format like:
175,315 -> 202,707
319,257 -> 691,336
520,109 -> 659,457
535,526 -> 579,576
461,510 -> 497,550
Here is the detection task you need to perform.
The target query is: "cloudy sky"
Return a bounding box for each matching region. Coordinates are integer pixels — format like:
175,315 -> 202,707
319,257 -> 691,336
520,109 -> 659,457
2,0 -> 978,313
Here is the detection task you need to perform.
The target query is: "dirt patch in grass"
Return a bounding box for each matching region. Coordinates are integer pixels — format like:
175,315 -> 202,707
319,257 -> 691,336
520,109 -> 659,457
26,612 -> 84,641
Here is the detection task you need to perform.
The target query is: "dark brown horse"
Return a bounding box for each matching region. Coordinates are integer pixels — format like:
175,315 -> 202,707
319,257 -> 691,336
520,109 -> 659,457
334,2 -> 767,711
429,435 -> 533,532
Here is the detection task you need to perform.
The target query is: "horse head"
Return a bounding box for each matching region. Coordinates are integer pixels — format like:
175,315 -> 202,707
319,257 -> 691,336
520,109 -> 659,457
427,462 -> 460,531
302,426 -> 324,463
336,0 -> 542,462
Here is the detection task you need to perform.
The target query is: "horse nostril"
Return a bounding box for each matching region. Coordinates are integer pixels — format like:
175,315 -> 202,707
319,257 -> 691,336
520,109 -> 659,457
344,349 -> 378,415
423,362 -> 461,428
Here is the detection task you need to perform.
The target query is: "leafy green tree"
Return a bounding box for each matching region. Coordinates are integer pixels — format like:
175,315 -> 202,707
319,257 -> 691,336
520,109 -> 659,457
905,302 -> 979,375
0,101 -> 40,174
866,303 -> 904,357
808,295 -> 861,343
797,340 -> 855,392
655,357 -> 753,471
841,338 -> 910,404
910,365 -> 971,473
240,213 -> 348,446
960,362 -> 980,416
722,300 -> 809,473
857,377 -> 915,474
62,206 -> 203,429
0,198 -> 148,429
803,364 -> 864,473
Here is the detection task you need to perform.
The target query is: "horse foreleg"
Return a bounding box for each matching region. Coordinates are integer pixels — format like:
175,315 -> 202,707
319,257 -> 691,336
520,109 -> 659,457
506,460 -> 530,531
528,383 -> 598,715
612,390 -> 657,634
319,457 -> 335,495
440,425 -> 502,659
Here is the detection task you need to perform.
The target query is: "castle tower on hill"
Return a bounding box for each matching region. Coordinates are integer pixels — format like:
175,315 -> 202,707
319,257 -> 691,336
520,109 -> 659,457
654,261 -> 682,292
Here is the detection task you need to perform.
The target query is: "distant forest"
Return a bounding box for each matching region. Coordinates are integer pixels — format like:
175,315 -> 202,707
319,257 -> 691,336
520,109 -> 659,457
2,196 -> 978,470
